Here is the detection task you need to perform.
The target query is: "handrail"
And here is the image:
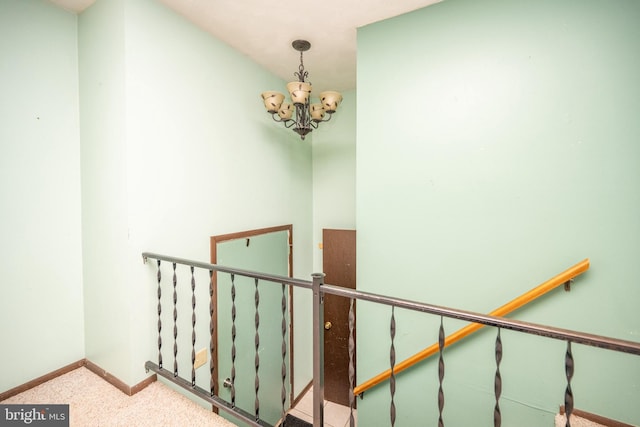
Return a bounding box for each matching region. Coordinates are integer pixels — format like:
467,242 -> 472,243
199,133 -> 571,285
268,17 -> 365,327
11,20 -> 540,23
142,251 -> 313,289
319,260 -> 639,355
353,259 -> 591,396
141,250 -> 640,427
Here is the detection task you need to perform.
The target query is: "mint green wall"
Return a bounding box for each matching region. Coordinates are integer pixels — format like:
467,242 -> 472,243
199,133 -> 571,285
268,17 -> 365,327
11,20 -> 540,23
357,0 -> 640,425
312,90 -> 357,271
78,0 -> 133,384
79,0 -> 314,389
0,0 -> 84,392
1,0 -> 345,404
216,231 -> 291,426
309,91 -> 357,401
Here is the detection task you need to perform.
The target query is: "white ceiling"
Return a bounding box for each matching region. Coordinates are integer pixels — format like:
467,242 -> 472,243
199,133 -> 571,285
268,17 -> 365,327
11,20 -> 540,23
48,0 -> 442,93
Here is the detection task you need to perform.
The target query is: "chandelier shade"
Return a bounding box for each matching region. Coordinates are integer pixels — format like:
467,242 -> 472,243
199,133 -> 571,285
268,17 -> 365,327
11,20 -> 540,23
319,91 -> 342,113
310,104 -> 325,121
261,91 -> 285,113
260,40 -> 342,140
278,103 -> 293,120
286,82 -> 312,105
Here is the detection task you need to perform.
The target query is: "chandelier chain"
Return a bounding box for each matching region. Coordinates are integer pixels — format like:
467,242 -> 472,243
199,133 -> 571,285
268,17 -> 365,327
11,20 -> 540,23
294,50 -> 308,83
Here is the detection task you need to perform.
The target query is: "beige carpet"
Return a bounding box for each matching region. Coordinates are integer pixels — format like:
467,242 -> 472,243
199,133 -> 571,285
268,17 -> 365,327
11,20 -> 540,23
555,413 -> 606,427
3,367 -> 611,427
2,367 -> 237,427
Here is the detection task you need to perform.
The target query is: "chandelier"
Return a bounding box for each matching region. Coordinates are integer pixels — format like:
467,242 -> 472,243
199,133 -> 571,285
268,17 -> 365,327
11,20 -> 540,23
261,40 -> 342,140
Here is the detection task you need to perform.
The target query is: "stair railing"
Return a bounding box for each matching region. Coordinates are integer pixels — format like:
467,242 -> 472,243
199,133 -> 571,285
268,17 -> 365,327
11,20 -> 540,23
322,273 -> 640,427
353,258 -> 590,397
142,252 -> 640,427
142,252 -> 312,427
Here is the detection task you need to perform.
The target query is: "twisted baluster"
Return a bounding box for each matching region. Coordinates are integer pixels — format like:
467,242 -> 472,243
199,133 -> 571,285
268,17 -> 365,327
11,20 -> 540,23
390,306 -> 397,427
156,260 -> 163,369
209,270 -> 215,397
190,266 -> 196,387
254,278 -> 261,420
564,341 -> 574,427
438,317 -> 445,427
230,273 -> 237,407
172,263 -> 178,377
494,328 -> 503,427
348,298 -> 356,427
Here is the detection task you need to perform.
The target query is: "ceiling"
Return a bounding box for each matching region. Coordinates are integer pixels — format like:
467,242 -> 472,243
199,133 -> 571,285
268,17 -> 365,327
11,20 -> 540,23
48,0 -> 441,93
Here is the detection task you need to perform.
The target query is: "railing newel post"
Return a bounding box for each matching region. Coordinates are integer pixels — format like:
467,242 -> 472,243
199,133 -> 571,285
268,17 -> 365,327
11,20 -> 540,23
280,282 -> 288,423
311,272 -> 325,427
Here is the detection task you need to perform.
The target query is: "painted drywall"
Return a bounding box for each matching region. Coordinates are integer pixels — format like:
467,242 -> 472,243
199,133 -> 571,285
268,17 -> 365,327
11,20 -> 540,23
0,0 -> 84,391
215,231 -> 291,426
78,0 -> 133,384
79,0 -> 314,395
356,0 -> 640,425
312,90 -> 357,271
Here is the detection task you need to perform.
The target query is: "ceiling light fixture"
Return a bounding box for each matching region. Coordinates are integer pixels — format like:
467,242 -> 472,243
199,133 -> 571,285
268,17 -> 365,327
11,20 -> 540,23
261,40 -> 342,140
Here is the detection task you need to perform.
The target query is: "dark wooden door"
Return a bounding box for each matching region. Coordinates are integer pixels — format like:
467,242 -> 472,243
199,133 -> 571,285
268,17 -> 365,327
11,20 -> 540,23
322,229 -> 356,406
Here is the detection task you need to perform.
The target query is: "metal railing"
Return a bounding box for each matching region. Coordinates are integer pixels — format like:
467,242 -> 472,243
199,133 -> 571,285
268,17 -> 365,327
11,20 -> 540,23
142,252 -> 640,427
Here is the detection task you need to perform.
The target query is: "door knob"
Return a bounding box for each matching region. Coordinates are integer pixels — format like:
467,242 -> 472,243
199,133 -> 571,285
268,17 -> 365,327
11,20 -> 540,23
324,321 -> 332,330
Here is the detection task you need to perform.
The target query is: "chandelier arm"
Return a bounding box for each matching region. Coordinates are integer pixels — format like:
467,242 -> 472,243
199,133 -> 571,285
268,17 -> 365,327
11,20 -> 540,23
311,113 -> 334,125
320,113 -> 334,123
270,113 -> 296,128
270,113 -> 286,123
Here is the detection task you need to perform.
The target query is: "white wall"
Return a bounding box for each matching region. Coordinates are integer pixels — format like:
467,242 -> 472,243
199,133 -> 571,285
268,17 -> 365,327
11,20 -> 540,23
0,0 -> 84,391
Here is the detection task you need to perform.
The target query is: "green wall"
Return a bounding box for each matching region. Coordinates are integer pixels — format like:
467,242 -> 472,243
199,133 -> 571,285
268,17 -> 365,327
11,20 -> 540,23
79,0 -> 314,389
356,0 -> 640,425
215,231 -> 291,426
308,90 -> 357,404
0,0 -> 323,399
0,0 -> 84,392
312,90 -> 357,271
0,0 -> 352,408
78,0 -> 132,384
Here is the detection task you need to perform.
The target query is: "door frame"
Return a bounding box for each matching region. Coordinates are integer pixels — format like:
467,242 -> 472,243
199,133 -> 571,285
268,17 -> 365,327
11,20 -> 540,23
210,224 -> 294,406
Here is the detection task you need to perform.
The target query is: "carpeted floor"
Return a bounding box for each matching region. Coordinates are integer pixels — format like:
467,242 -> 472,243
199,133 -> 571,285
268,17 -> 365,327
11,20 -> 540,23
1,367 -> 237,427
3,367 -> 610,427
555,413 -> 606,427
